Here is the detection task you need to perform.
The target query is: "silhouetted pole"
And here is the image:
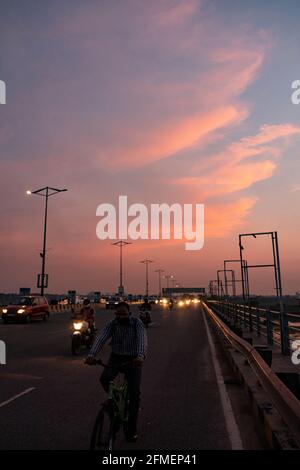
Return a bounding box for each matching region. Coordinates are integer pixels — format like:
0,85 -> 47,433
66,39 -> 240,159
112,241 -> 131,296
155,269 -> 164,298
26,186 -> 67,295
140,259 -> 153,297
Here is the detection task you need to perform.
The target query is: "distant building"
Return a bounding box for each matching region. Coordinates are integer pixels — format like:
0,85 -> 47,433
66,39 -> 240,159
19,287 -> 31,296
162,287 -> 206,297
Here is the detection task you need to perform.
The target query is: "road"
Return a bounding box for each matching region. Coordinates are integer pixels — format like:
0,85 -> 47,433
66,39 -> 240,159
0,304 -> 263,450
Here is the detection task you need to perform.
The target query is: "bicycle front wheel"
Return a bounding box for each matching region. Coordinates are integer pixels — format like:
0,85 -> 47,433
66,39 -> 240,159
90,405 -> 114,450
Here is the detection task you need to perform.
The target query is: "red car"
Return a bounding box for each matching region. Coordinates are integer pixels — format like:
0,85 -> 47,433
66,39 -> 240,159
2,296 -> 50,323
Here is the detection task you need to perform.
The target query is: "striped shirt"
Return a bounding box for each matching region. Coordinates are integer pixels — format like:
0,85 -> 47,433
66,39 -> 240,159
89,316 -> 147,359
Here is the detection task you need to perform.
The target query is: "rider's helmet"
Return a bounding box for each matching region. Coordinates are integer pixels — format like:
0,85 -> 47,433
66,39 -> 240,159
83,298 -> 90,307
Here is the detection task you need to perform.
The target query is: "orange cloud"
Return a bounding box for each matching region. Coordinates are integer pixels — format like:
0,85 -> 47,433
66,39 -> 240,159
100,105 -> 247,168
205,198 -> 257,237
84,6 -> 268,170
172,124 -> 300,197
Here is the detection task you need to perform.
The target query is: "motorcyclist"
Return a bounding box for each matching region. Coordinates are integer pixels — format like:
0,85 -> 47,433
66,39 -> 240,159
79,298 -> 96,333
139,297 -> 152,325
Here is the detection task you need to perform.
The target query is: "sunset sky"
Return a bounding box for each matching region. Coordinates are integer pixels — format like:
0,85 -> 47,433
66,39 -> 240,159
1,0 -> 300,295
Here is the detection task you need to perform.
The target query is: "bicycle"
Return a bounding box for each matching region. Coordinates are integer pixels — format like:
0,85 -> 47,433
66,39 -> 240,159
89,359 -> 130,450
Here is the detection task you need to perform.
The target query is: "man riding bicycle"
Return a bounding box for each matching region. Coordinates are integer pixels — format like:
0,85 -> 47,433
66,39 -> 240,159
86,301 -> 147,442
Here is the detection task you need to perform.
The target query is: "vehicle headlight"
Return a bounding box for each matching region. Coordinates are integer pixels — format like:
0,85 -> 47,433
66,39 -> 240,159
178,301 -> 184,307
17,308 -> 25,314
185,300 -> 191,305
73,322 -> 83,330
2,308 -> 7,313
162,298 -> 168,305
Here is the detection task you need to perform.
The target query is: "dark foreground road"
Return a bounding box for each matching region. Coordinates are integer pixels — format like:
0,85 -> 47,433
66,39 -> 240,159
0,305 -> 263,450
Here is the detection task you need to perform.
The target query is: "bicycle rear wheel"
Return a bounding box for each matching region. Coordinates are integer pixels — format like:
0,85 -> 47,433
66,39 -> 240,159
90,404 -> 114,450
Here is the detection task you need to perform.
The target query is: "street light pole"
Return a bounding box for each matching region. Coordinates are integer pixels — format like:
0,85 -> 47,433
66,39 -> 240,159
26,186 -> 67,295
155,269 -> 164,298
163,274 -> 173,297
41,188 -> 49,296
112,241 -> 131,296
140,259 -> 153,297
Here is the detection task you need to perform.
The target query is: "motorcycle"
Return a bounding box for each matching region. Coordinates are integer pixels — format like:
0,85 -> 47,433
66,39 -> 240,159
71,318 -> 95,355
139,309 -> 152,328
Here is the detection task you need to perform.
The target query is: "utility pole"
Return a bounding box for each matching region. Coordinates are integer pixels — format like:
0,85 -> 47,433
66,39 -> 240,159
164,274 -> 174,298
140,259 -> 154,297
26,186 -> 67,295
239,231 -> 289,355
112,241 -> 132,296
155,269 -> 164,298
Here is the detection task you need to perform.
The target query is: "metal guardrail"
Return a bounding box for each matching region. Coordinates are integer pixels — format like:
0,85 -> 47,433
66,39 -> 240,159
206,300 -> 300,354
202,300 -> 300,446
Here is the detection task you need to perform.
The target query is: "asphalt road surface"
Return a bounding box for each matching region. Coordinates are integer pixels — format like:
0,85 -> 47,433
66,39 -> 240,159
0,304 -> 263,450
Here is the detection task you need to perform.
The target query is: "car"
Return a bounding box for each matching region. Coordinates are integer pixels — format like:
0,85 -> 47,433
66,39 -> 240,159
1,296 -> 50,323
105,296 -> 121,309
148,296 -> 158,305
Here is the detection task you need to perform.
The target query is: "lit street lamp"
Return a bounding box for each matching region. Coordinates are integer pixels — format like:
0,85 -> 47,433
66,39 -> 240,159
26,186 -> 67,295
163,274 -> 174,297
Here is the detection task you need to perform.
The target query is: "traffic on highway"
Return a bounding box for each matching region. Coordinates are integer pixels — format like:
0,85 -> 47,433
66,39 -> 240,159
0,296 -> 266,452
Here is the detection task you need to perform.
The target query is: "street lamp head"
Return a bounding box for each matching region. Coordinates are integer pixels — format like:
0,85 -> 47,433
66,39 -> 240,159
26,190 -> 32,195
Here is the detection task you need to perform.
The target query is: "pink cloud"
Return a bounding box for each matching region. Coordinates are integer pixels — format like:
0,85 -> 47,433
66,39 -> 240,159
154,0 -> 199,27
99,105 -> 247,168
172,124 -> 300,197
1,0 -> 298,294
93,42 -> 264,169
205,198 -> 257,237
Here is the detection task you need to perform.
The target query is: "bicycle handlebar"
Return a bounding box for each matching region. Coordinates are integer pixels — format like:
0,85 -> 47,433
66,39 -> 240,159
86,358 -> 136,367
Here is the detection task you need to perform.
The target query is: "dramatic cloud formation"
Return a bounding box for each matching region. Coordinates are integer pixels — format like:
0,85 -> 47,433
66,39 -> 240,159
172,124 -> 300,197
1,0 -> 300,293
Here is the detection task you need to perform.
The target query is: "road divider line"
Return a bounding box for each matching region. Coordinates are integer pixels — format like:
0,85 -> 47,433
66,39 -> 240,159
202,310 -> 243,450
0,387 -> 36,409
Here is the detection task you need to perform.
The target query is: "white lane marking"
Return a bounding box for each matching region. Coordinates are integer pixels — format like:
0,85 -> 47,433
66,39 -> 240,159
202,310 -> 243,450
0,387 -> 36,409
